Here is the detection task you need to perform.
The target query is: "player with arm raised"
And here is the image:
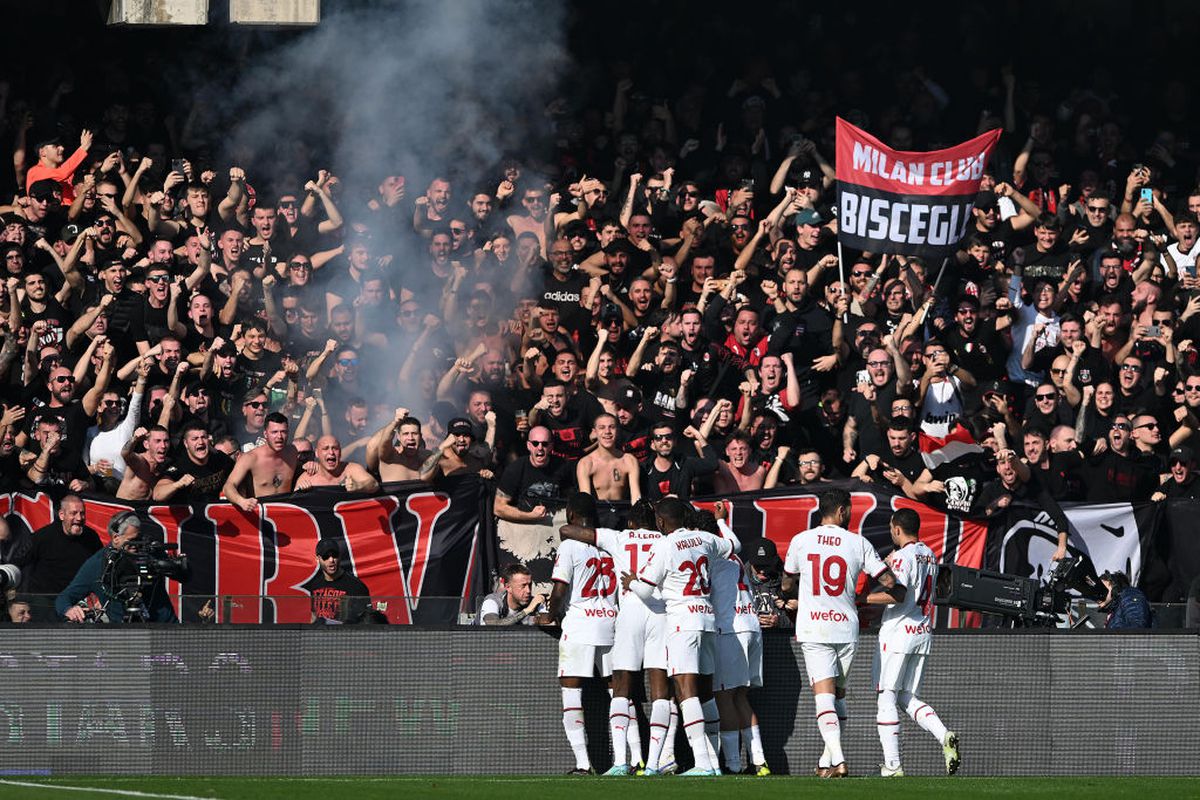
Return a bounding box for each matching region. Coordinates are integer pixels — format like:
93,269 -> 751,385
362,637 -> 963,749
560,498 -> 666,776
704,502 -> 768,776
542,491 -> 618,775
866,508 -> 960,777
782,488 -> 897,779
624,497 -> 740,777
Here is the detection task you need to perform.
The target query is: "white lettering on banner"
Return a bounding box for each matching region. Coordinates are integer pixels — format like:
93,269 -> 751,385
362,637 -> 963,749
840,189 -> 970,247
850,143 -> 993,189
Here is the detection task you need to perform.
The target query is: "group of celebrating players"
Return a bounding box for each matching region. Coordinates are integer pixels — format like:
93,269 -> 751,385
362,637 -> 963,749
542,489 -> 961,778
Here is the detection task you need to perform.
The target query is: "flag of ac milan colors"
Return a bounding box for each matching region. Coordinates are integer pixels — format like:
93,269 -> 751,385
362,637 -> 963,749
835,118 -> 1001,257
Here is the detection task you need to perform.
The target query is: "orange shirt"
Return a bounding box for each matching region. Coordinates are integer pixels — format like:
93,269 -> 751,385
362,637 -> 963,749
26,146 -> 89,204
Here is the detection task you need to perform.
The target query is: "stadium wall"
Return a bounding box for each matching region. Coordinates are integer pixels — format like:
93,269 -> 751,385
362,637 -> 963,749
0,628 -> 1195,776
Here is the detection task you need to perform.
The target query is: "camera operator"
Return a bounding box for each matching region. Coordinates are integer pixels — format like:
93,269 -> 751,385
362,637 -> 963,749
743,537 -> 792,629
55,512 -> 178,624
1099,569 -> 1153,629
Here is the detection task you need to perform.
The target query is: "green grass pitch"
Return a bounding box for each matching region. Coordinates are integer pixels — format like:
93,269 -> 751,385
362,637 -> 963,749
1,776 -> 1196,799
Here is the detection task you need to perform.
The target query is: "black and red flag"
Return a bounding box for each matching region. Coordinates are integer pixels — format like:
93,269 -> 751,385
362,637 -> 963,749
835,118 -> 1001,257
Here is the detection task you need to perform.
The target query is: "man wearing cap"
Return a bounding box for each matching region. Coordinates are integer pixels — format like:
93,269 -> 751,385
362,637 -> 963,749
792,209 -> 836,272
971,184 -> 1037,262
1152,447 -> 1200,500
56,511 -> 177,624
304,539 -> 371,623
419,417 -> 494,482
26,128 -> 92,204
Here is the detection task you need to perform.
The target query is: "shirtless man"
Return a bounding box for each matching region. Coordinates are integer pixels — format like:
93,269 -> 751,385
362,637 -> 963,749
296,435 -> 380,493
418,417 -> 494,482
575,413 -> 641,502
223,412 -> 302,511
366,407 -> 431,482
714,432 -> 787,494
116,426 -> 173,500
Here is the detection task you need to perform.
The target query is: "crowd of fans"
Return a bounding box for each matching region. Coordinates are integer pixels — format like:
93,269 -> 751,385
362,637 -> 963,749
3,13 -> 1200,614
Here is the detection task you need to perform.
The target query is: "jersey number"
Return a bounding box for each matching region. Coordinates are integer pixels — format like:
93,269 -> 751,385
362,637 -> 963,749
582,556 -> 616,598
624,543 -> 653,576
680,556 -> 711,597
806,553 -> 848,596
917,574 -> 934,617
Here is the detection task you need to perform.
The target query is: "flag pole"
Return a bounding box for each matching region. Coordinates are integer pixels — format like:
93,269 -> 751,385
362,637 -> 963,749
837,239 -> 848,323
931,255 -> 951,296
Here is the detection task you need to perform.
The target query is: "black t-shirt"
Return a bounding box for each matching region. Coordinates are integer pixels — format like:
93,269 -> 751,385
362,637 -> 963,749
27,400 -> 92,472
642,447 -> 719,501
302,569 -> 370,622
162,450 -> 235,501
540,408 -> 589,464
496,456 -> 572,512
234,350 -> 283,397
22,296 -> 69,349
538,267 -> 590,334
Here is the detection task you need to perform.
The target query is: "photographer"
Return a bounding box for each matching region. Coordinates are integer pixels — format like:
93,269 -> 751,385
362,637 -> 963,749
55,512 -> 178,624
743,537 -> 793,630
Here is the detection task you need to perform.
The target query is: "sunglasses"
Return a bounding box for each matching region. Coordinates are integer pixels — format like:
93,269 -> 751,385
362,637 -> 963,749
1186,384 -> 1200,391
652,433 -> 674,441
1036,393 -> 1057,401
1086,205 -> 1108,212
145,275 -> 170,284
851,270 -> 872,277
731,223 -> 752,231
1133,422 -> 1159,431
1111,422 -> 1131,431
244,400 -> 267,409
1170,459 -> 1189,467
528,440 -> 551,447
289,262 -> 311,270
53,375 -> 75,384
681,190 -> 700,198
278,200 -> 297,208
1050,368 -> 1066,375
450,227 -> 466,234
1120,364 -> 1142,372
338,358 -> 359,367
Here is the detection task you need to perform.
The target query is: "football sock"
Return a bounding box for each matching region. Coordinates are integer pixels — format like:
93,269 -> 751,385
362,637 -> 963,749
608,695 -> 629,767
562,687 -> 590,770
626,699 -> 643,765
746,724 -> 766,766
680,697 -> 713,771
701,698 -> 721,765
663,701 -> 679,763
902,692 -> 948,743
877,689 -> 901,768
814,693 -> 844,766
646,699 -> 671,770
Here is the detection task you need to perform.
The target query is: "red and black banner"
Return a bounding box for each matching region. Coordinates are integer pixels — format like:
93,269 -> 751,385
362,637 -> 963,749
1,475 -> 488,624
835,117 -> 1001,257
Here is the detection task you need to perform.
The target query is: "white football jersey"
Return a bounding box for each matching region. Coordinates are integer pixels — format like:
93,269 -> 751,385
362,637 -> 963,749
878,540 -> 937,653
639,527 -> 733,632
552,538 -> 618,644
784,523 -> 888,644
712,553 -> 760,634
595,527 -> 665,614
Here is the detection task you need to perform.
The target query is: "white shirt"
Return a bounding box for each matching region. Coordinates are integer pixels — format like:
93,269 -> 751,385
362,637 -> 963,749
879,541 -> 938,653
919,377 -> 964,438
784,523 -> 888,644
711,520 -> 759,634
552,538 -> 618,644
639,527 -> 734,632
595,527 -> 665,614
1166,238 -> 1200,273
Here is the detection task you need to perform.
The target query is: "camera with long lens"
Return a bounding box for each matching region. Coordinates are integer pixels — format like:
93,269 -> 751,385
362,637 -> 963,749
936,555 -> 1105,626
0,563 -> 20,591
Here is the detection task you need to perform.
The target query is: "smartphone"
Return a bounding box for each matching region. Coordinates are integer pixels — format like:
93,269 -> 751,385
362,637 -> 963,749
739,179 -> 756,191
171,158 -> 186,176
1146,324 -> 1160,339
1139,188 -> 1154,205
855,369 -> 870,385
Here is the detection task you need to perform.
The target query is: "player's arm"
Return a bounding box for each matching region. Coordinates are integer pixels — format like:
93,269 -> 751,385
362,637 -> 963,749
715,512 -> 741,555
625,543 -> 663,600
546,580 -> 569,624
558,524 -> 597,545
864,573 -> 906,605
